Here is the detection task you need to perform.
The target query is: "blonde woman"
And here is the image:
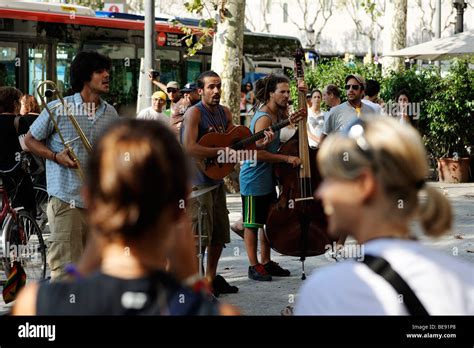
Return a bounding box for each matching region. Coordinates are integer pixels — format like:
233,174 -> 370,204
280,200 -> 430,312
295,117 -> 474,315
14,119 -> 237,315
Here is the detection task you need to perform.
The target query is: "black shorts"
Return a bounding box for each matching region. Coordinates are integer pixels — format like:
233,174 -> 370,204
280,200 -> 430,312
241,191 -> 277,229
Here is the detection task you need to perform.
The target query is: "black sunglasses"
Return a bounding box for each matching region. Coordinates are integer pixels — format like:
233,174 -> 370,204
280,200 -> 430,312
345,84 -> 361,91
167,88 -> 178,93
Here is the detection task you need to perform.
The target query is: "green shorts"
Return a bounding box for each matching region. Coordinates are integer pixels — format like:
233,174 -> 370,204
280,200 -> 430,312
189,184 -> 230,246
241,191 -> 277,229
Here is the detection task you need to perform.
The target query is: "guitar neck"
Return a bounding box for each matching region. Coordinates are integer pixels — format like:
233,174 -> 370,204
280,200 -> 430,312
231,118 -> 291,150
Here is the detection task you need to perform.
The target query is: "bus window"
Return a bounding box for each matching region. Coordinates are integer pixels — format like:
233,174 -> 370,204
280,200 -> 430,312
0,42 -> 18,87
138,48 -> 181,86
156,49 -> 181,86
28,45 -> 48,96
56,43 -> 80,96
186,55 -> 202,83
83,43 -> 137,116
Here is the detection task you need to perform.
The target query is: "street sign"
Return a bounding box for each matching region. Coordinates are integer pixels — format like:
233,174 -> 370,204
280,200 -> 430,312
157,32 -> 167,47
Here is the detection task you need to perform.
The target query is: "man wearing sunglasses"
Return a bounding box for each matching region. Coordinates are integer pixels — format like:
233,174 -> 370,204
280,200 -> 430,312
320,74 -> 377,145
319,74 -> 377,253
149,73 -> 182,117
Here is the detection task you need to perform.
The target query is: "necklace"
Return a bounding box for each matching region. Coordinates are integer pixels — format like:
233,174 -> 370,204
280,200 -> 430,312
202,102 -> 226,133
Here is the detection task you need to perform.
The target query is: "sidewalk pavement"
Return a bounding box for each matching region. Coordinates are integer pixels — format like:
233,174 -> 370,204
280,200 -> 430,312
1,182 -> 473,315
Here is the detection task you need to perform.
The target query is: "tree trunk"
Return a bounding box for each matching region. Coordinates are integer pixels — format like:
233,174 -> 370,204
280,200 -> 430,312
382,0 -> 407,75
211,0 -> 246,193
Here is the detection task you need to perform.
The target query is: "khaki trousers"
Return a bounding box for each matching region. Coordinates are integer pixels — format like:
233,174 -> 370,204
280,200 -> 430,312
46,197 -> 88,281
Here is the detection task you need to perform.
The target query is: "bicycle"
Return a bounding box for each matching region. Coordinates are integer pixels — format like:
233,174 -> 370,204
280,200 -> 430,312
0,162 -> 47,282
20,151 -> 49,233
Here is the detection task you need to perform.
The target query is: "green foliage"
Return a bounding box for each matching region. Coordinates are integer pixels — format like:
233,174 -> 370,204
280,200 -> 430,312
175,0 -> 217,57
360,0 -> 383,20
297,57 -> 473,159
379,67 -> 440,104
293,58 -> 382,109
423,58 -> 474,158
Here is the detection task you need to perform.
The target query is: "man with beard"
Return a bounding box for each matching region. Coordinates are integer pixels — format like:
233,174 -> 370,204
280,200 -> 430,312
240,74 -> 307,281
182,71 -> 239,296
319,74 -> 376,251
25,51 -> 120,281
320,74 -> 376,144
171,82 -> 200,139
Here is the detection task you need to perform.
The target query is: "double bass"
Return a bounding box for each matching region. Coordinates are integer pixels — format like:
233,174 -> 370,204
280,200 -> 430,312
265,49 -> 336,279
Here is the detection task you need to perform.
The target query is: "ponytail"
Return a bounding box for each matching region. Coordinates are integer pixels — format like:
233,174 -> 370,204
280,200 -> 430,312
418,186 -> 452,237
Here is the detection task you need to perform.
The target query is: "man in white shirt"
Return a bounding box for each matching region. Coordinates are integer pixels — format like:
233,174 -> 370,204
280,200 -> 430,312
137,91 -> 169,126
362,79 -> 384,115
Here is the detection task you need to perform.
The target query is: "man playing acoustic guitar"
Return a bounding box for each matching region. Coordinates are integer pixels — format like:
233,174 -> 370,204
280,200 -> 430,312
183,71 -> 262,296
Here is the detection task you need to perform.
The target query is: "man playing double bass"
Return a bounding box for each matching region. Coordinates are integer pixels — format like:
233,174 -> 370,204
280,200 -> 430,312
239,74 -> 308,281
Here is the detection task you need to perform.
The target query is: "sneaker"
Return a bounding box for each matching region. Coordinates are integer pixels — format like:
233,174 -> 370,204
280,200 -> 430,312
212,275 -> 239,295
263,261 -> 290,277
248,264 -> 272,281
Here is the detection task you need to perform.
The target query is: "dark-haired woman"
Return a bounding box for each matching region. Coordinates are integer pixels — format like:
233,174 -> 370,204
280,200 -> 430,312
0,86 -> 36,215
14,119 -> 238,315
395,89 -> 417,127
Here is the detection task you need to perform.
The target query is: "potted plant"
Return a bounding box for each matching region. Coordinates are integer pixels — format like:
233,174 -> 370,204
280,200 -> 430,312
422,58 -> 474,183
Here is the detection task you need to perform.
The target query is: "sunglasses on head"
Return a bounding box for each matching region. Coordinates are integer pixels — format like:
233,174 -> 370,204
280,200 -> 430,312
167,88 -> 178,93
345,84 -> 361,91
342,118 -> 375,162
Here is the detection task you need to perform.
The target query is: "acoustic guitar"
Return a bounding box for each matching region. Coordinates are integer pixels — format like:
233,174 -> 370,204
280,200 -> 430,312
198,117 -> 293,180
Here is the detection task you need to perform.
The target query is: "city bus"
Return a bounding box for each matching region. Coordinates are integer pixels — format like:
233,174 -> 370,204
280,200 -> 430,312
0,1 -> 303,116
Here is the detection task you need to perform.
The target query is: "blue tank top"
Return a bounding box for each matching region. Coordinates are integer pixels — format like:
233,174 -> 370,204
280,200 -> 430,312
191,101 -> 228,186
240,110 -> 281,196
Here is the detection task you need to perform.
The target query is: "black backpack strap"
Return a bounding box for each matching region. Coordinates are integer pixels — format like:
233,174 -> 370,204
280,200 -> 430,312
362,254 -> 429,316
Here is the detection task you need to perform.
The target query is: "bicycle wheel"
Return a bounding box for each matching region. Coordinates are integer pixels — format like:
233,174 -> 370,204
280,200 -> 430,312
2,210 -> 47,281
33,185 -> 48,231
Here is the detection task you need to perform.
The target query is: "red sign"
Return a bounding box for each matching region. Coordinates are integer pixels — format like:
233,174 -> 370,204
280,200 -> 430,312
104,3 -> 124,12
157,32 -> 167,47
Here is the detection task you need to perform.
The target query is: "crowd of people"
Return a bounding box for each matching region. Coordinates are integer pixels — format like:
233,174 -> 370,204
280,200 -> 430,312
1,50 -> 472,316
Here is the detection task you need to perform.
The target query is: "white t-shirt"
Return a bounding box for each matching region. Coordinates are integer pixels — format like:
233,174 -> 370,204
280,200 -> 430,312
362,99 -> 383,116
137,107 -> 169,126
295,238 -> 474,315
307,108 -> 324,148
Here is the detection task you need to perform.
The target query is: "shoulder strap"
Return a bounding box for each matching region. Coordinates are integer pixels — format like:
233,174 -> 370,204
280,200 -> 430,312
14,115 -> 21,134
362,254 -> 429,316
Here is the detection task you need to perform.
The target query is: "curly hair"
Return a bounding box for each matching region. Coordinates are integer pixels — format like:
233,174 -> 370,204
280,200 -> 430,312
21,94 -> 40,114
254,74 -> 290,104
0,86 -> 22,114
197,70 -> 220,89
70,51 -> 112,93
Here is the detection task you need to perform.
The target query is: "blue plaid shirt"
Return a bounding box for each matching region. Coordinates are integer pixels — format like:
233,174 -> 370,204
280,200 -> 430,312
30,93 -> 119,208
